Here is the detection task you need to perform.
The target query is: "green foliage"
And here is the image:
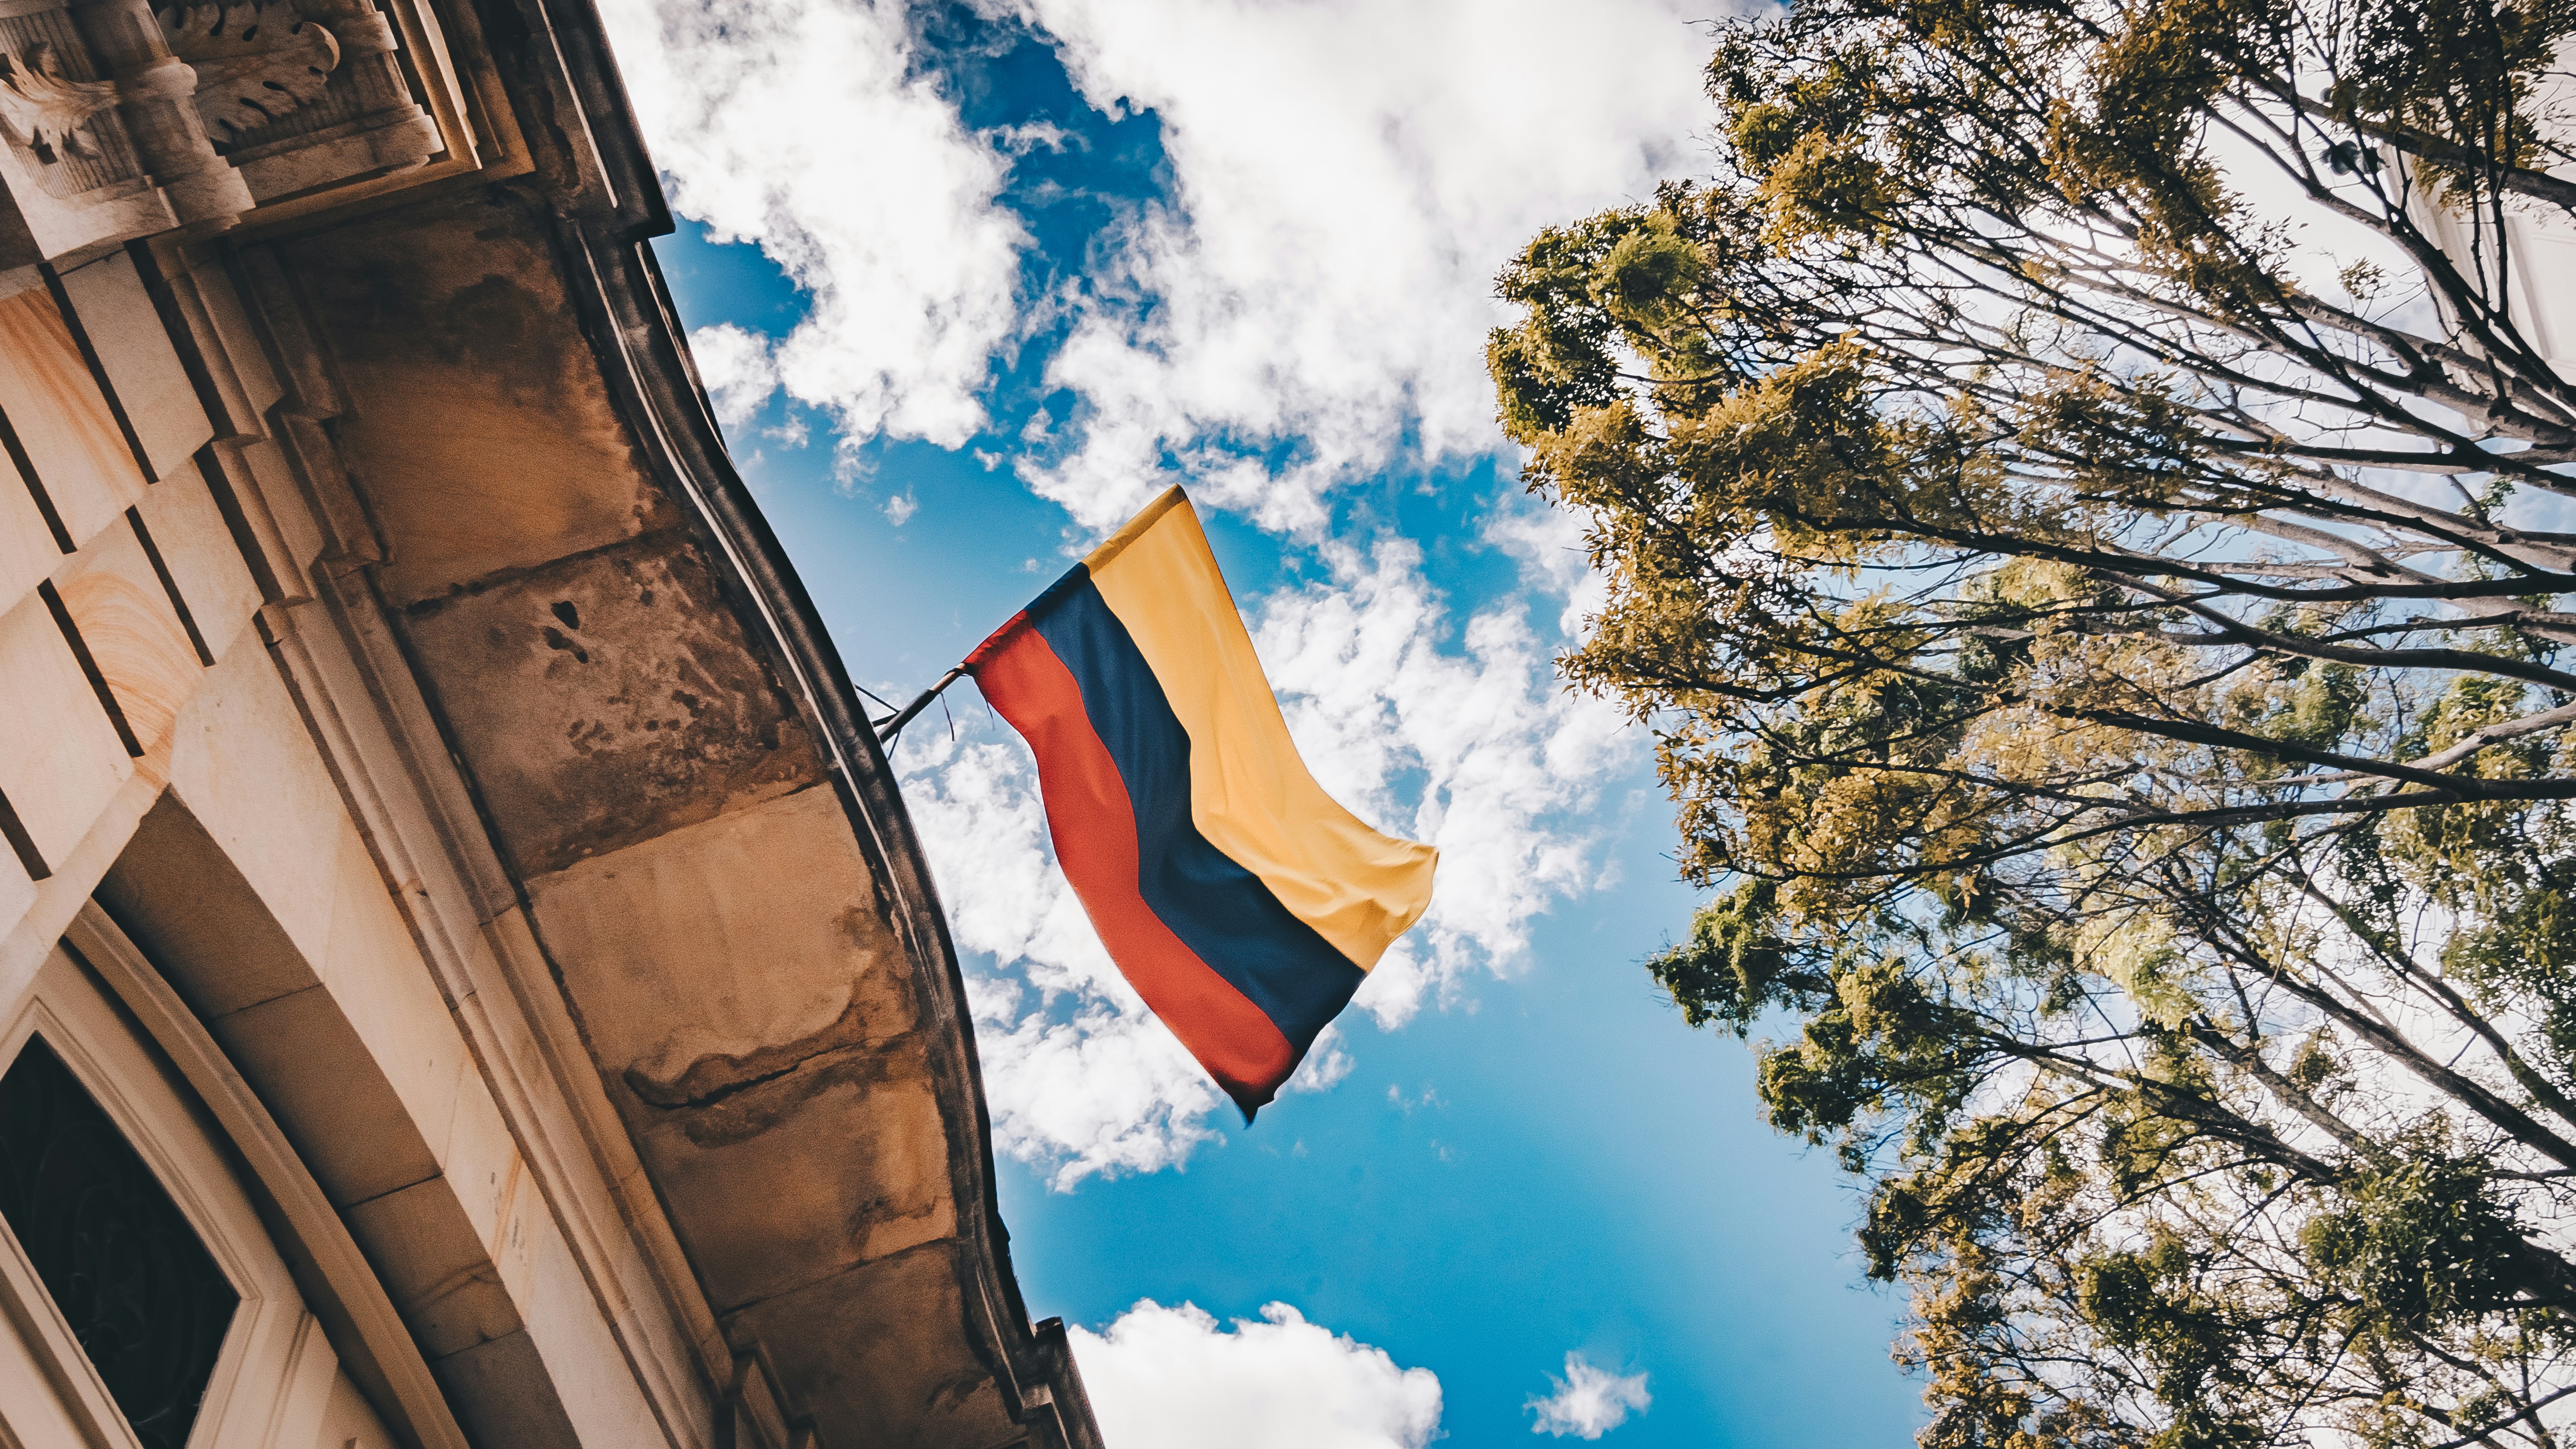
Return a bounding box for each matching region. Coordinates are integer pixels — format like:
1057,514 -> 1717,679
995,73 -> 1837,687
2299,1156 -> 2537,1336
1643,880 -> 1827,1033
1492,0 -> 2576,1440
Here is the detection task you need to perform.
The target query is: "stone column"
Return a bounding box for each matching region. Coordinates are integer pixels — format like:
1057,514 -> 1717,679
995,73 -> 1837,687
66,0 -> 249,231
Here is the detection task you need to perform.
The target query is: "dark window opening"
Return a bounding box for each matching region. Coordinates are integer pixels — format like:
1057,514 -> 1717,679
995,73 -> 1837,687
0,1034 -> 238,1449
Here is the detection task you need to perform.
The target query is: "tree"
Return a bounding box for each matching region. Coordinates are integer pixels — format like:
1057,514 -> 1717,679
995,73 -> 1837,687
1487,0 -> 2576,1443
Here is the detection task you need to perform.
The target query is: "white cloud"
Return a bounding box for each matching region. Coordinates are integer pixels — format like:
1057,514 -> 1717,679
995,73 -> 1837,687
1072,1300 -> 1443,1449
688,323 -> 781,428
1001,0 -> 1713,534
968,999 -> 1228,1185
884,491 -> 919,525
1528,1353 -> 1651,1440
599,0 -> 1026,449
1252,538 -> 1632,1026
1485,494 -> 1611,639
617,0 -> 1710,520
1387,1082 -> 1445,1114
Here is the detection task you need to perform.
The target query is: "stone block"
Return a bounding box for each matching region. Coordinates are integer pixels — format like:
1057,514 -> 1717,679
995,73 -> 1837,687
398,534 -> 823,877
519,1208 -> 670,1448
225,432 -> 329,579
0,458 -> 63,609
213,983 -> 444,1208
0,831 -> 34,931
167,640 -> 348,970
723,1244 -> 1018,1449
278,203 -> 678,607
49,515 -> 202,755
485,1148 -> 541,1311
98,792 -> 316,1019
0,286 -> 146,549
527,785 -> 915,1081
526,785 -> 961,1307
440,1075 -> 522,1253
178,256 -> 284,421
133,459 -> 260,665
0,585 -> 131,867
56,250 -> 210,481
426,1330 -> 582,1449
632,1065 -> 955,1311
320,820 -> 467,1154
342,1178 -> 523,1359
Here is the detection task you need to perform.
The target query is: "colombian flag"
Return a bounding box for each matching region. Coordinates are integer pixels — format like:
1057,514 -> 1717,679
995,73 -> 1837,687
966,487 -> 1438,1118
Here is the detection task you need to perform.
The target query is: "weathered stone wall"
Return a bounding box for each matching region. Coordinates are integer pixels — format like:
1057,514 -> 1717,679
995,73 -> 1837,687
0,0 -> 1106,1444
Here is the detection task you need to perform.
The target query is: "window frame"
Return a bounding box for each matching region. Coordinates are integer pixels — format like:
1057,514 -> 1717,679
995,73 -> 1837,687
0,943 -> 333,1449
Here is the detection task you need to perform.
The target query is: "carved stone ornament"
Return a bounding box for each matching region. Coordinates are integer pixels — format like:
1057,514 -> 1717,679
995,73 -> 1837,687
0,44 -> 118,164
156,1 -> 340,143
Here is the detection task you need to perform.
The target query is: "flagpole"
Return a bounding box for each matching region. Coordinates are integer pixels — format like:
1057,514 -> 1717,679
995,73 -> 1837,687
875,665 -> 967,742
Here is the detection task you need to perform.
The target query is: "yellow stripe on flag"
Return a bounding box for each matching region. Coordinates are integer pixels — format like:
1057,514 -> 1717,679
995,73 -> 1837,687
1083,487 -> 1437,972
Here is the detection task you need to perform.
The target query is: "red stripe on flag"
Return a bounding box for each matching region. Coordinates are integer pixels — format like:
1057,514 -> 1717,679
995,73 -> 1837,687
970,622 -> 1297,1108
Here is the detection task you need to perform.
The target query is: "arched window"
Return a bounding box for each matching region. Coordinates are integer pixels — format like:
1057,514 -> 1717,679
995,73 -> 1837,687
0,944 -> 395,1449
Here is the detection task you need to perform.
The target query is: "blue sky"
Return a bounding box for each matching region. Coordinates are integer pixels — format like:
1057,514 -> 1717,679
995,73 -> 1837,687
608,2 -> 1926,1442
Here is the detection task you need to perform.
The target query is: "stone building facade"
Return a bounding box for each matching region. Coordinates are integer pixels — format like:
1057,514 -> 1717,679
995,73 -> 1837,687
0,0 -> 1105,1445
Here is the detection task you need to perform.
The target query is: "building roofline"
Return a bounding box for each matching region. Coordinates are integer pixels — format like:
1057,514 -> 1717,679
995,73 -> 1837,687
456,0 -> 1106,1437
